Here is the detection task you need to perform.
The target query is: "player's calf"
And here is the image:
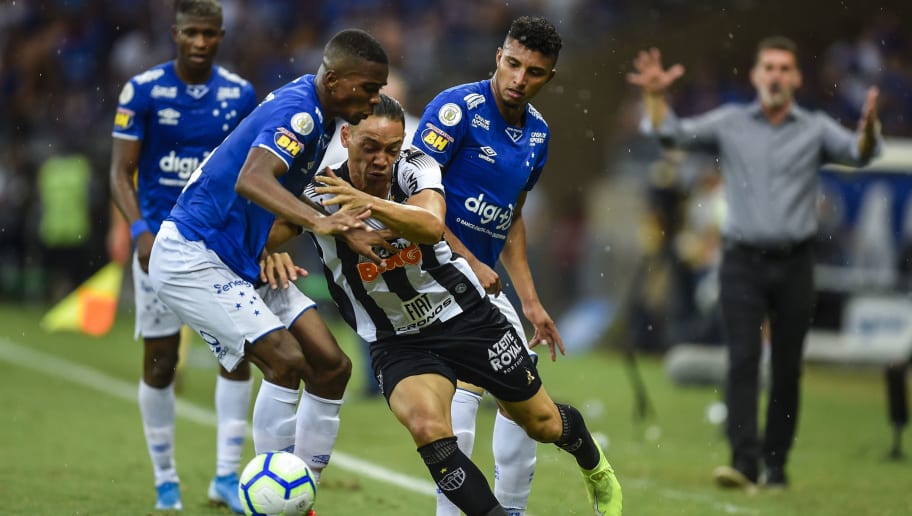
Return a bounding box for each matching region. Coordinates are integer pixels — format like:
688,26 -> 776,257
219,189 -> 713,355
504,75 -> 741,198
419,437 -> 508,516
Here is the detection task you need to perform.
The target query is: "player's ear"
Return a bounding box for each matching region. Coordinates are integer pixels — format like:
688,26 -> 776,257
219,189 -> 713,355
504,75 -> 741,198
546,69 -> 556,84
340,124 -> 352,148
171,25 -> 179,43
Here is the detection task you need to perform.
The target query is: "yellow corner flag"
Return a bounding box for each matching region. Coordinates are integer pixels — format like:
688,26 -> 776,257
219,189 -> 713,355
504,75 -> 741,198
41,262 -> 124,336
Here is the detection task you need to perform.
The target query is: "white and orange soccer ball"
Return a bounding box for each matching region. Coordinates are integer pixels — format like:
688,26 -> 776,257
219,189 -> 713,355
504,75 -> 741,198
238,451 -> 316,516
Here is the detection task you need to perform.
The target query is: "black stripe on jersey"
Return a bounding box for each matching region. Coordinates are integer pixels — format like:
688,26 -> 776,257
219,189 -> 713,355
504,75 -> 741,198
334,237 -> 398,341
390,160 -> 408,204
380,266 -> 421,302
420,244 -> 486,314
403,148 -> 439,169
309,233 -> 358,331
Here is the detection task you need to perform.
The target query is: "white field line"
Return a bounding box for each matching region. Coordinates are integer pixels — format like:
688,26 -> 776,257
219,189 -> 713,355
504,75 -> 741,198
0,337 -> 435,498
0,337 -> 756,515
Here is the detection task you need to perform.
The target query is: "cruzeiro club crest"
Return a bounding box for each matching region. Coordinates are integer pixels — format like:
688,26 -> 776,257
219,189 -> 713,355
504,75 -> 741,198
186,84 -> 209,99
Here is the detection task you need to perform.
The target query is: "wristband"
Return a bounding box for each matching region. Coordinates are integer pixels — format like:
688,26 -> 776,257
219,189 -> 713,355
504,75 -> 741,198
130,219 -> 150,241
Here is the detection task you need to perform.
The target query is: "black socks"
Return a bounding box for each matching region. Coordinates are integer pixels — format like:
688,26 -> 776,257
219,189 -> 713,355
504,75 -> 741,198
554,403 -> 601,470
418,436 -> 506,516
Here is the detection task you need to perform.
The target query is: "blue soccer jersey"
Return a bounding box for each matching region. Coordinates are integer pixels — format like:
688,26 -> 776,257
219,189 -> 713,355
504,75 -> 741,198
168,75 -> 335,284
112,61 -> 257,233
411,80 -> 550,268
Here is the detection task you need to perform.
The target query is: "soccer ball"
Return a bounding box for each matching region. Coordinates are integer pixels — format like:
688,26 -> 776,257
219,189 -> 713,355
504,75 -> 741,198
238,451 -> 317,516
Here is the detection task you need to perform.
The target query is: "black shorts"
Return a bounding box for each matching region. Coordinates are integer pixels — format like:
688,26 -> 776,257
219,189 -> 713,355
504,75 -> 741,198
370,300 -> 542,403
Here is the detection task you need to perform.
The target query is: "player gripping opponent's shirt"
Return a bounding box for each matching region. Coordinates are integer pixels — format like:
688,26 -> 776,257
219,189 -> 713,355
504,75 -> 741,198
168,74 -> 335,285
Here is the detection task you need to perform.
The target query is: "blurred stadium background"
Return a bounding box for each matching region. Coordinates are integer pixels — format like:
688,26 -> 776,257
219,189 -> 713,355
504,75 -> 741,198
3,0 -> 912,339
2,0 -> 912,513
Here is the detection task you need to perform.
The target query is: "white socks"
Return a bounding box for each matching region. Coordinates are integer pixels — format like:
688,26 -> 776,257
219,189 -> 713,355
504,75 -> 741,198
436,388 -> 482,516
138,381 -> 178,486
493,411 -> 536,514
215,376 -> 252,477
252,380 -> 299,454
294,390 -> 343,484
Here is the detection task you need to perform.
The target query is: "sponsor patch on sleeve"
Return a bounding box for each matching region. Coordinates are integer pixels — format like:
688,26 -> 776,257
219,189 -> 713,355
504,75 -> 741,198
290,112 -> 314,135
420,126 -> 453,153
274,127 -> 302,158
114,107 -> 134,130
438,102 -> 462,127
118,82 -> 135,104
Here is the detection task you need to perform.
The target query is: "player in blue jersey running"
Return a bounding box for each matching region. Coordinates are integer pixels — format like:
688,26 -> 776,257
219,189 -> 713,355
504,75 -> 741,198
411,16 -> 621,515
147,27 -> 391,515
109,1 -> 256,511
264,94 -> 621,516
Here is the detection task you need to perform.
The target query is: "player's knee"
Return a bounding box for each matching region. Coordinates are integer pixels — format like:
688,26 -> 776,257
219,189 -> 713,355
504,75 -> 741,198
407,415 -> 452,446
145,352 -> 178,387
307,352 -> 352,391
263,354 -> 307,388
518,410 -> 562,443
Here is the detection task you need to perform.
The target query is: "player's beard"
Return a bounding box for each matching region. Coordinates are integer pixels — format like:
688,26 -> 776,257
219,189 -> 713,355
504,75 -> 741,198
758,82 -> 792,109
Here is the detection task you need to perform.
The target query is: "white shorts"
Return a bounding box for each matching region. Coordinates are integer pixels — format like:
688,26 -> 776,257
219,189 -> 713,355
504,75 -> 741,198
488,292 -> 535,359
149,221 -> 316,371
132,253 -> 182,340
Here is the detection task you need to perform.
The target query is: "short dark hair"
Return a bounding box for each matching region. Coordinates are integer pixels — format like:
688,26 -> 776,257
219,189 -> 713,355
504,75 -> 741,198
324,29 -> 388,66
755,35 -> 798,63
506,16 -> 562,61
175,0 -> 222,19
371,94 -> 405,129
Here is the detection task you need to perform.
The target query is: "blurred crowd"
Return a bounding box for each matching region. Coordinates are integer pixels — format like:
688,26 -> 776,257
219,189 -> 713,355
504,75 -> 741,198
0,0 -> 617,302
1,1 -> 911,354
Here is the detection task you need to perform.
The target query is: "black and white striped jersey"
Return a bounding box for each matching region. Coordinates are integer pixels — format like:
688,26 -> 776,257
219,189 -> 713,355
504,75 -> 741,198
304,148 -> 489,343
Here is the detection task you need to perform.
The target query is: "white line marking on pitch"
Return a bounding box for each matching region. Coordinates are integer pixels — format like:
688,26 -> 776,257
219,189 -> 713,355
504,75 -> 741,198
0,337 -> 435,497
0,337 -> 756,515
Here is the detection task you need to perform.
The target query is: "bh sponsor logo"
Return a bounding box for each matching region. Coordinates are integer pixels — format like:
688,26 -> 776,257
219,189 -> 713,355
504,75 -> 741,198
465,193 -> 513,231
274,127 -> 302,158
420,126 -> 453,153
114,107 -> 134,130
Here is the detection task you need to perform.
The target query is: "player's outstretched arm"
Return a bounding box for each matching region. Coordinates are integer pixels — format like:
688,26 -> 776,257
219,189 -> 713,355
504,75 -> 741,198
445,225 -> 501,295
858,86 -> 881,161
500,194 -> 565,361
626,47 -> 685,130
315,173 -> 446,245
259,250 -> 308,290
235,147 -> 369,236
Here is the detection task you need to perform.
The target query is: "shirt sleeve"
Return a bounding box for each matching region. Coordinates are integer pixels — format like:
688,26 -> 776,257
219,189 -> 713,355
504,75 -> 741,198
410,90 -> 468,169
819,112 -> 883,166
252,98 -> 318,170
399,151 -> 444,196
641,105 -> 729,153
112,79 -> 149,141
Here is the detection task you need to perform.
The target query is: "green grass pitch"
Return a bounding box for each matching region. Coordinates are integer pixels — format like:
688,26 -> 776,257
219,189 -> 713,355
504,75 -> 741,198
1,303 -> 909,515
